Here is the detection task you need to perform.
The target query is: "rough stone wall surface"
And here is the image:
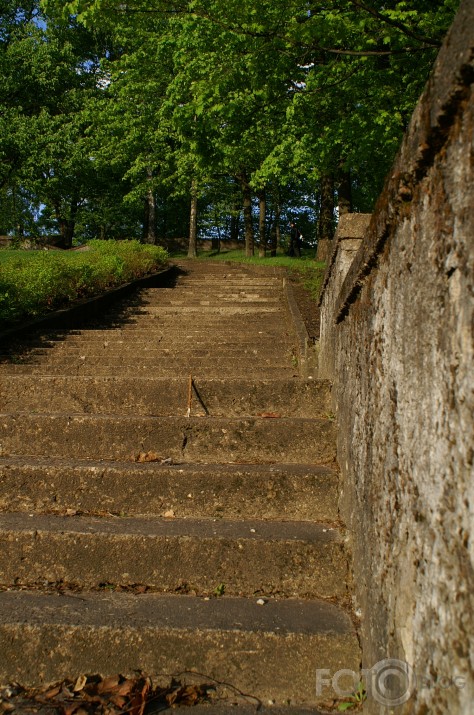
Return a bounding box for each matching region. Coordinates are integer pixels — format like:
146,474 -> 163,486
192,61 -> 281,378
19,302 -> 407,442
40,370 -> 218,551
318,2 -> 474,713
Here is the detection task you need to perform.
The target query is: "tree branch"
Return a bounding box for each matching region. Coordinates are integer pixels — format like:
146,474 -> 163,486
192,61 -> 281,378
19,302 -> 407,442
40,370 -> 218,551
106,1 -> 440,56
348,0 -> 441,47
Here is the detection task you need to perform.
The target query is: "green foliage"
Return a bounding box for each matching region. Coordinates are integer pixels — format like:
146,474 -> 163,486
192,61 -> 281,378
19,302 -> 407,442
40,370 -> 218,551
0,241 -> 168,327
10,0 -> 461,243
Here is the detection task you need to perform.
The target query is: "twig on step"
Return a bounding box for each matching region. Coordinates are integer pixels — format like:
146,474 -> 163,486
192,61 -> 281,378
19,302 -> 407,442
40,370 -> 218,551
187,374 -> 193,418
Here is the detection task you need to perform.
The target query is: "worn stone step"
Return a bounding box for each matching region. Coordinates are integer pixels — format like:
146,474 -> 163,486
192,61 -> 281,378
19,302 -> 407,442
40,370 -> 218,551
0,458 -> 339,522
14,337 -> 291,354
21,325 -> 292,338
0,364 -> 298,378
0,590 -> 359,706
0,414 -> 336,463
11,346 -> 292,362
4,357 -> 291,373
0,377 -> 331,417
29,329 -> 291,342
0,513 -> 346,599
146,295 -> 281,303
123,306 -> 283,316
58,322 -> 293,334
148,295 -> 282,303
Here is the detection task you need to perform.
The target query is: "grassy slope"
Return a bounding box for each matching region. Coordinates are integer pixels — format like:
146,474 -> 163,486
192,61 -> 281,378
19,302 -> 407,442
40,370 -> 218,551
0,241 -> 168,328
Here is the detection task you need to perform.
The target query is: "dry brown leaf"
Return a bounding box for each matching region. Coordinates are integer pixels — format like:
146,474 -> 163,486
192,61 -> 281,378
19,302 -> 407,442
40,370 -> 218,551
61,704 -> 79,715
129,679 -> 150,715
137,451 -> 162,463
256,412 -> 282,418
43,686 -> 61,700
115,680 -> 134,697
73,675 -> 87,693
97,676 -> 120,694
109,694 -> 127,707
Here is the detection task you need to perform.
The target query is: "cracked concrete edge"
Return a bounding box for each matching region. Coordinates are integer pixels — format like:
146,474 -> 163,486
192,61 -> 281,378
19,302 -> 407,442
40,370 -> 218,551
0,264 -> 174,342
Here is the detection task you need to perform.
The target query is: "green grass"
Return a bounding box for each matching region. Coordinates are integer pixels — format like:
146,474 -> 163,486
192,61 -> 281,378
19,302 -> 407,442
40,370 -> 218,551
172,248 -> 327,302
0,240 -> 168,329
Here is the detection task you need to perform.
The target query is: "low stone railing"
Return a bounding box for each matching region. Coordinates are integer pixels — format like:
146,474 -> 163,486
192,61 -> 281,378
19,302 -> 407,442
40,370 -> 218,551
317,2 -> 474,712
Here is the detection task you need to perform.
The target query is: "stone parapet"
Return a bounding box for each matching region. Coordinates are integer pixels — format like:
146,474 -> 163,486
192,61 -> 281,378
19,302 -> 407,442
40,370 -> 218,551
317,213 -> 371,380
318,1 -> 474,712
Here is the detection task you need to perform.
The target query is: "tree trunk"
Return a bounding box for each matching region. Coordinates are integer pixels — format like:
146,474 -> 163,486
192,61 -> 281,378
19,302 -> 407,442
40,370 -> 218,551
55,199 -> 77,249
338,170 -> 352,215
272,195 -> 281,257
257,188 -> 266,258
188,180 -> 198,258
230,180 -> 241,244
238,172 -> 254,257
142,189 -> 157,244
142,169 -> 157,244
316,175 -> 335,262
230,203 -> 240,244
58,219 -> 75,249
212,207 -> 221,252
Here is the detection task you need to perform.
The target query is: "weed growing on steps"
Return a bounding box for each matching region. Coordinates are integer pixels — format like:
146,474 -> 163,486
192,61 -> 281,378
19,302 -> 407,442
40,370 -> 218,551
337,680 -> 367,711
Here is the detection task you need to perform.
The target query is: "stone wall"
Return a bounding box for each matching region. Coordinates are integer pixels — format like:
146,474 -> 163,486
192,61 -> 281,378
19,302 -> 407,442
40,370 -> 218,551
318,2 -> 474,713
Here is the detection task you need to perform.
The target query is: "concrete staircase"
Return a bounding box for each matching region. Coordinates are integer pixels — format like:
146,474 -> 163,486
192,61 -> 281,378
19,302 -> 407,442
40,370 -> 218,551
0,260 -> 359,709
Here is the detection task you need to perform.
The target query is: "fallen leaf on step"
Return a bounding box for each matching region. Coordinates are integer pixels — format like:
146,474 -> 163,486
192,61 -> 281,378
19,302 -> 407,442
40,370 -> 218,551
166,685 -> 207,707
130,451 -> 163,463
164,509 -> 175,518
256,412 -> 282,418
73,675 -> 87,693
3,674 -> 213,713
42,686 -> 61,700
97,676 -> 120,693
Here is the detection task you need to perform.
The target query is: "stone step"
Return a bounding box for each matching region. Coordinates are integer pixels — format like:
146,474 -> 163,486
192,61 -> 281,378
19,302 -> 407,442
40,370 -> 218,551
0,590 -> 359,706
61,320 -> 293,333
27,329 -> 290,342
0,513 -> 346,599
0,364 -> 298,378
121,306 -> 284,316
0,377 -> 331,417
16,337 -> 291,353
144,295 -> 281,303
18,330 -> 292,344
147,294 -> 282,302
8,346 -> 292,362
169,275 -> 282,283
0,414 -> 336,464
0,458 -> 339,522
